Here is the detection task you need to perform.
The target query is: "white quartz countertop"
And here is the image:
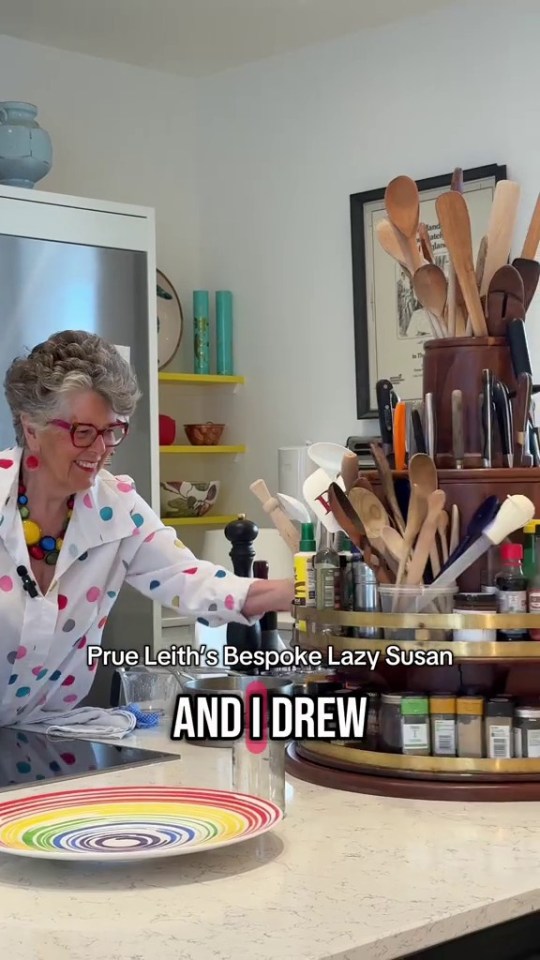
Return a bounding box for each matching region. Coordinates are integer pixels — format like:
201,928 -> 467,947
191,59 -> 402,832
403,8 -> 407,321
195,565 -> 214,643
2,729 -> 540,960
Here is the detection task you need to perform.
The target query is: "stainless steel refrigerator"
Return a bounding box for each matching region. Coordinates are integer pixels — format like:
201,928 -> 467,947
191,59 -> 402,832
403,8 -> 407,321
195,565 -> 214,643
0,188 -> 158,707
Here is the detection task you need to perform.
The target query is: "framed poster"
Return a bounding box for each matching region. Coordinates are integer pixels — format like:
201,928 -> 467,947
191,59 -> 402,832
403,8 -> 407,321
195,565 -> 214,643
350,163 -> 507,418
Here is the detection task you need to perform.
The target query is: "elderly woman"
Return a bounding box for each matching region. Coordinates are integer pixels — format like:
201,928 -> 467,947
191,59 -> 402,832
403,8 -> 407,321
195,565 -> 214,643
0,330 -> 293,728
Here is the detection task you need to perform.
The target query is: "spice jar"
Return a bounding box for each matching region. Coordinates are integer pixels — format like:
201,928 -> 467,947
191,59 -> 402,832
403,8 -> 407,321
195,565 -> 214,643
485,697 -> 513,759
364,692 -> 380,750
379,693 -> 402,753
429,695 -> 456,756
514,705 -> 540,758
453,593 -> 497,642
456,696 -> 484,758
401,695 -> 430,756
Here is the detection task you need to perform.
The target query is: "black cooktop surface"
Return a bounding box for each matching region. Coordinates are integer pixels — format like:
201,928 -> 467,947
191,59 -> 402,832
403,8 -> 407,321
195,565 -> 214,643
0,727 -> 178,792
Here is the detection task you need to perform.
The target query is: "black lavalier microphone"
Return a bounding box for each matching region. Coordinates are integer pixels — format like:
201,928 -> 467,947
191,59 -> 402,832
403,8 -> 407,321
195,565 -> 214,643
16,565 -> 38,599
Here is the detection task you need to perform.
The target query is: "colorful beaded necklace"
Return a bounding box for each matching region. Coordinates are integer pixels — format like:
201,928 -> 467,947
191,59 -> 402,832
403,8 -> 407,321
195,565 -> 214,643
17,481 -> 74,565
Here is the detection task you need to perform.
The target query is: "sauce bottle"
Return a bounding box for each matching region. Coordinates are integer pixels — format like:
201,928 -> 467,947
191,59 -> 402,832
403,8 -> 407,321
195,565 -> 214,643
495,543 -> 527,640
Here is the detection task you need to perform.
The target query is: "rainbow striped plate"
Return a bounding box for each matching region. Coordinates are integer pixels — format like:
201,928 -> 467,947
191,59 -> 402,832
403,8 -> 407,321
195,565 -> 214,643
0,785 -> 282,861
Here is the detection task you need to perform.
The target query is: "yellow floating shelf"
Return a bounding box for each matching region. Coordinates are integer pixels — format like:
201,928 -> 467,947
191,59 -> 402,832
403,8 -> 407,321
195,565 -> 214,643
159,445 -> 245,454
158,372 -> 244,385
161,515 -> 237,527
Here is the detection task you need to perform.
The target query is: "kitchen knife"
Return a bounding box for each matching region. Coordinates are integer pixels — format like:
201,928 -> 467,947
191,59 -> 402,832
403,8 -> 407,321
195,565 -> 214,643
481,369 -> 493,468
491,376 -> 514,468
514,372 -> 533,467
439,495 -> 501,575
507,318 -> 532,379
424,393 -> 435,459
411,407 -> 427,455
530,424 -> 540,467
418,494 -> 535,607
376,379 -> 395,466
451,389 -> 464,469
393,401 -> 407,471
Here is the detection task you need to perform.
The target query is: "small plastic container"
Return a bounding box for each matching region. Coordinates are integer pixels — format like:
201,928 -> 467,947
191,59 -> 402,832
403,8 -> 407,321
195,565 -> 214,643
453,593 -> 497,642
514,705 -> 540,758
379,693 -> 402,753
378,586 -> 456,641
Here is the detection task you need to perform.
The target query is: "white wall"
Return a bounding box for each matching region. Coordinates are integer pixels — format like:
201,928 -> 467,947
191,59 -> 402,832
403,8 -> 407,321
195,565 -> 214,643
0,33 -> 199,373
195,0 -> 540,522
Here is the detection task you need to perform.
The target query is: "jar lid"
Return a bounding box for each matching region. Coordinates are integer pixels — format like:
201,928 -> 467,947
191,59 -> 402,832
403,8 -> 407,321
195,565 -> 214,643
486,697 -> 514,718
454,593 -> 497,609
381,693 -> 402,705
429,695 -> 456,713
523,520 -> 540,534
401,696 -> 428,715
456,696 -> 484,716
516,706 -> 540,719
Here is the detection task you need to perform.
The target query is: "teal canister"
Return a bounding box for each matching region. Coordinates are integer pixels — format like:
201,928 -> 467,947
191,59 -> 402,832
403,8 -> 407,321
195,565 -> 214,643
216,290 -> 234,375
193,290 -> 210,374
0,102 -> 52,188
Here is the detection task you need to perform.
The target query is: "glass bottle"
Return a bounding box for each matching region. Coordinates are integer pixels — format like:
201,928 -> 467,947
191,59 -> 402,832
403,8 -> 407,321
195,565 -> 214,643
314,526 -> 339,610
495,543 -> 528,641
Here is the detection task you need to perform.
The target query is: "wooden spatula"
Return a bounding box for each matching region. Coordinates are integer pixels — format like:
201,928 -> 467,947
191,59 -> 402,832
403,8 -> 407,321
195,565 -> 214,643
369,442 -> 406,536
436,192 -> 488,337
521,193 -> 540,259
480,180 -> 521,297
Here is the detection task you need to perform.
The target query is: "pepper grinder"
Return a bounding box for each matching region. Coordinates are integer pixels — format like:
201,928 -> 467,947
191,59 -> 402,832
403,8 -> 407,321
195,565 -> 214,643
224,514 -> 262,672
253,560 -> 287,653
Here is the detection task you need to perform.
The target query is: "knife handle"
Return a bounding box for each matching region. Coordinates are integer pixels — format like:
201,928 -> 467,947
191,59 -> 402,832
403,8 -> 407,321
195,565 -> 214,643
451,389 -> 464,469
514,372 -> 533,466
393,401 -> 407,472
492,377 -> 514,467
424,393 -> 435,460
411,408 -> 427,455
376,379 -> 394,466
507,318 -> 532,378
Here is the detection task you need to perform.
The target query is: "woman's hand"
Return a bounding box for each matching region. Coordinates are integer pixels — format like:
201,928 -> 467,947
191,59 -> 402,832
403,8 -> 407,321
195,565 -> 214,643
241,578 -> 294,618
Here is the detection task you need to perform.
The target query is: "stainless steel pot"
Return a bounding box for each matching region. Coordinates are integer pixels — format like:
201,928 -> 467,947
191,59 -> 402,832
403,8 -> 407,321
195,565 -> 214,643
171,672 -> 295,748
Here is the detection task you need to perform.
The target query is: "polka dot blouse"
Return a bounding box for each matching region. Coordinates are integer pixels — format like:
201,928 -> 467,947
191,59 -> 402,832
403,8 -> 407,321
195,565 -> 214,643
0,447 -> 254,726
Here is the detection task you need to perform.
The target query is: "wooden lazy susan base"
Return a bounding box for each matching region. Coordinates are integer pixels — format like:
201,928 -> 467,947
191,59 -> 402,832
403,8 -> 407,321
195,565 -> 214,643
285,742 -> 540,802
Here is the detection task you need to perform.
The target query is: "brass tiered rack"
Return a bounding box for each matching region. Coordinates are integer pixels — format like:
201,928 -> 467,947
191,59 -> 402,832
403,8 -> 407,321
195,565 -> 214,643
285,607 -> 540,801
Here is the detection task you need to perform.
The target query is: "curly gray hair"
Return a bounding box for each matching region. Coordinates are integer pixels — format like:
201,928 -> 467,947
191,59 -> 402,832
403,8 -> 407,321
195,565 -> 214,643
4,330 -> 141,444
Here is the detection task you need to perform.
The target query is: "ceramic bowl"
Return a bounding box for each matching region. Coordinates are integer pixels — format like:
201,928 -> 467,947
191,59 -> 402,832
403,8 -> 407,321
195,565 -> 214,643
160,481 -> 221,518
184,422 -> 225,446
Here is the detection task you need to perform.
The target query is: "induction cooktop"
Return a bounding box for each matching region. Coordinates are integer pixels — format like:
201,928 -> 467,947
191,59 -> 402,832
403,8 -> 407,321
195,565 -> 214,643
0,727 -> 179,792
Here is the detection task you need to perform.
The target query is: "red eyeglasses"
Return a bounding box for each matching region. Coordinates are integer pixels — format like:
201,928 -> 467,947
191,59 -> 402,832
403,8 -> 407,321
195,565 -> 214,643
49,419 -> 129,448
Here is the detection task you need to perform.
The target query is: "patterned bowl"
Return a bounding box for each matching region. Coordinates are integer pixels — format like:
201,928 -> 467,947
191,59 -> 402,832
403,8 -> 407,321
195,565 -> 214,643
184,422 -> 225,446
160,481 -> 221,518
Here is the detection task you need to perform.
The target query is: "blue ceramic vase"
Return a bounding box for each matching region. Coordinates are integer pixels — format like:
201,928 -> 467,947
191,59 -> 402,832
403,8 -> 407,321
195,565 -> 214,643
0,102 -> 52,188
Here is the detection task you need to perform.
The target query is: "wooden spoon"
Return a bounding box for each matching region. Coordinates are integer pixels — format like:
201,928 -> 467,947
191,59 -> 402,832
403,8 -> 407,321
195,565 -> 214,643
369,442 -> 406,536
438,510 -> 449,564
512,258 -> 540,312
480,180 -> 521,297
393,483 -> 427,590
328,483 -> 390,582
436,192 -> 488,337
413,264 -> 448,332
521,192 -> 540,259
381,525 -> 407,564
340,450 -> 359,493
418,223 -> 435,263
385,176 -> 423,273
449,504 -> 460,555
375,219 -> 411,274
351,489 -> 397,572
408,452 -> 439,574
406,490 -> 446,585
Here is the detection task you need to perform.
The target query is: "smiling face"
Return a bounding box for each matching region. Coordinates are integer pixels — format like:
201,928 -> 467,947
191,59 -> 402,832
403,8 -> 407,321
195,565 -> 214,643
21,390 -> 126,495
